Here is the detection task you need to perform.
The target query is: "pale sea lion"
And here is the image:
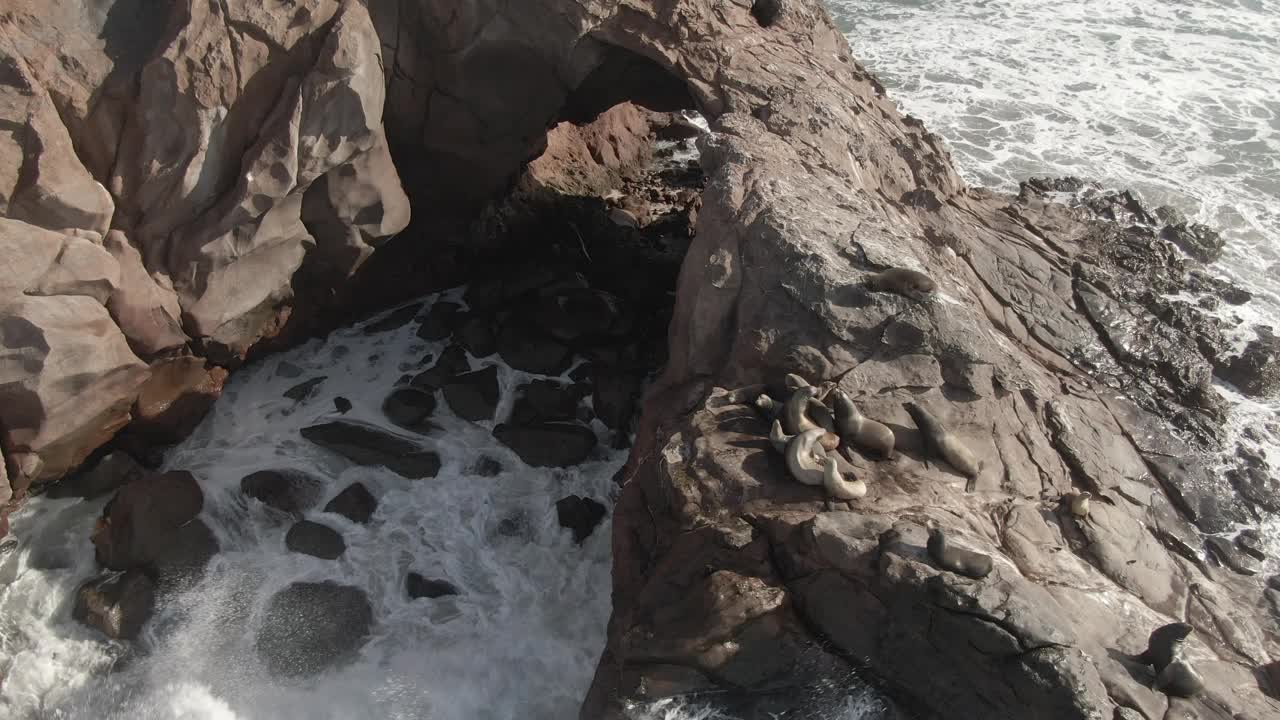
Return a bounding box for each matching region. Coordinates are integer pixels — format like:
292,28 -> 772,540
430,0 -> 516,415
832,390 -> 895,459
926,526 -> 993,579
1136,623 -> 1204,698
785,428 -> 829,486
865,267 -> 937,296
1067,491 -> 1092,519
608,207 -> 641,229
783,386 -> 823,435
823,456 -> 867,499
904,402 -> 982,487
818,431 -> 841,452
770,419 -> 793,454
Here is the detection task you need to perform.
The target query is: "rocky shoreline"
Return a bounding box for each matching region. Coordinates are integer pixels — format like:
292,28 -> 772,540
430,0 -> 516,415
2,1 -> 1278,718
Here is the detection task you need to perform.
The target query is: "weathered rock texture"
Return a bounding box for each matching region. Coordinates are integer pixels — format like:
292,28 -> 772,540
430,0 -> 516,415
1,1 -> 1277,718
0,0 -> 410,506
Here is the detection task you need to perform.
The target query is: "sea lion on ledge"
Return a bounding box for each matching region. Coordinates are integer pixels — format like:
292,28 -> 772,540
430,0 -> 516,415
926,526 -> 993,579
832,389 -> 895,459
784,428 -> 829,487
865,267 -> 937,296
904,402 -> 982,489
1135,622 -> 1205,698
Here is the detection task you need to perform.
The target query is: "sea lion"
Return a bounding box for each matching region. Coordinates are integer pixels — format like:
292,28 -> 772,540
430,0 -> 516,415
785,428 -> 829,486
904,402 -> 982,487
783,386 -> 823,435
1135,623 -> 1204,698
1067,491 -> 1092,519
755,394 -> 781,420
784,373 -> 810,391
865,267 -> 937,296
926,526 -> 993,579
608,207 -> 641,229
832,390 -> 895,459
823,456 -> 867,499
770,419 -> 793,454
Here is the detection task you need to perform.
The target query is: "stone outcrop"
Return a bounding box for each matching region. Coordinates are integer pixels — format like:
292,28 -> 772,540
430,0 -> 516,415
0,0 -> 410,512
0,1 -> 1275,718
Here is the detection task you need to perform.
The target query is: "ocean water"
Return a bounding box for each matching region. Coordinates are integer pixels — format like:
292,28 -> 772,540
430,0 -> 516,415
0,289 -> 623,719
829,0 -> 1280,564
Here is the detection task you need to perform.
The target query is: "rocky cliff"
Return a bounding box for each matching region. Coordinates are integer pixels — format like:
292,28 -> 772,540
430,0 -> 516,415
1,1 -> 1277,718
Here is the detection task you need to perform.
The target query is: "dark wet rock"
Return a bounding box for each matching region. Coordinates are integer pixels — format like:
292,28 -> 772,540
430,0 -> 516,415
285,520 -> 346,560
324,483 -> 378,524
442,365 -> 500,421
470,456 -> 504,477
415,302 -> 462,341
381,387 -> 439,432
283,377 -> 326,402
410,344 -> 471,390
510,380 -> 580,425
47,451 -> 147,499
555,495 -> 607,544
256,581 -> 372,678
276,362 -> 305,379
333,397 -> 352,414
300,421 -> 440,479
1146,455 -> 1254,534
493,422 -> 597,467
496,325 -> 572,375
73,570 -> 156,640
1227,451 -> 1280,514
1162,222 -> 1225,263
569,362 -> 594,385
406,572 -> 459,599
457,316 -> 498,357
593,369 -> 641,433
1219,326 -> 1280,398
1204,536 -> 1258,576
530,288 -> 629,342
495,512 -> 529,538
1236,529 -> 1265,561
152,518 -> 219,591
93,470 -> 204,571
1185,269 -> 1252,305
240,469 -> 324,515
362,303 -> 423,334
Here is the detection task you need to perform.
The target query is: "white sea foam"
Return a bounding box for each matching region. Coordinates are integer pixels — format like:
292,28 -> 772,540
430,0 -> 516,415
831,0 -> 1279,547
0,290 -> 623,720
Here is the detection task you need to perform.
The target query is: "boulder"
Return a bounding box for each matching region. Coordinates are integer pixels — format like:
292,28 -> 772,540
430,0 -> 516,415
410,344 -> 471,390
285,520 -> 347,560
529,289 -> 629,342
324,483 -> 378,524
93,470 -> 203,570
493,422 -> 597,467
283,377 -> 326,402
46,451 -> 147,500
151,518 -> 219,591
256,581 -> 372,677
457,316 -> 498,357
362,303 -> 423,334
127,356 -> 227,444
555,495 -> 607,544
496,325 -> 572,376
333,397 -> 353,414
593,370 -> 641,433
72,570 -> 156,641
240,469 -> 325,515
510,380 -> 581,425
406,572 -> 460,599
1162,222 -> 1225,263
301,421 -> 440,479
442,366 -> 500,421
416,302 -> 462,341
0,294 -> 148,492
381,387 -> 438,432
1220,326 -> 1279,398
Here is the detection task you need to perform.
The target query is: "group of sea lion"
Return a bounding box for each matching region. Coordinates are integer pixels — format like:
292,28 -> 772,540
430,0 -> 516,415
751,371 -> 983,500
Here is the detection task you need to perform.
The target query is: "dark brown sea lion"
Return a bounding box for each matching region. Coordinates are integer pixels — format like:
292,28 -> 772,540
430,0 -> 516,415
926,527 -> 993,579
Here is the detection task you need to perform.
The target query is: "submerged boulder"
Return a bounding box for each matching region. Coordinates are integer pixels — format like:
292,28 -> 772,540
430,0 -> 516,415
442,365 -> 500,421
301,421 -> 441,478
256,581 -> 373,677
406,572 -> 460,599
73,569 -> 156,641
555,495 -> 607,544
510,380 -> 580,425
240,469 -> 325,515
381,387 -> 438,432
493,422 -> 597,467
285,520 -> 347,559
324,482 -> 379,524
496,325 -> 572,375
93,470 -> 204,571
